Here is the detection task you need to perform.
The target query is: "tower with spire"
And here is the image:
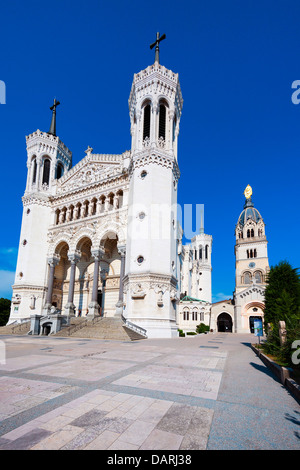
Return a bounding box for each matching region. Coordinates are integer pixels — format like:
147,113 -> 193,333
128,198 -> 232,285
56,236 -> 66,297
123,32 -> 183,337
233,185 -> 269,333
10,101 -> 72,320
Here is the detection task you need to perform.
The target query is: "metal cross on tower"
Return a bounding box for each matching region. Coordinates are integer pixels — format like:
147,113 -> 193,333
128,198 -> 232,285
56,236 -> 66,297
48,98 -> 60,136
150,32 -> 166,64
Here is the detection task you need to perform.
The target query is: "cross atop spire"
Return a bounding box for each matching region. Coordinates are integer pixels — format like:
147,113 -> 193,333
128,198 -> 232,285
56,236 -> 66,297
150,32 -> 166,64
48,98 -> 60,136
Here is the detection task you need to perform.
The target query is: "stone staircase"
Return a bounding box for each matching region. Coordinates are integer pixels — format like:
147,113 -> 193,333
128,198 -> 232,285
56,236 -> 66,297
0,321 -> 31,335
54,316 -> 147,341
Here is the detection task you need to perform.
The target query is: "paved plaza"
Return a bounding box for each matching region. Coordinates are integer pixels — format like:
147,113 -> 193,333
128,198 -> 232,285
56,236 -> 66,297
0,331 -> 299,451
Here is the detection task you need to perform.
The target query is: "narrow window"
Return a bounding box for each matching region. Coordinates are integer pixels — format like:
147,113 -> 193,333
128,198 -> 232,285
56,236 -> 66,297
143,104 -> 151,140
205,245 -> 209,259
173,114 -> 177,142
159,104 -> 166,140
244,272 -> 251,284
32,159 -> 37,184
42,159 -> 50,185
56,163 -> 64,179
247,229 -> 250,238
251,229 -> 254,237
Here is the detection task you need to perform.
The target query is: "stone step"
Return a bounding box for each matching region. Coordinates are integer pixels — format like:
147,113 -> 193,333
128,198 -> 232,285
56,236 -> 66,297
0,321 -> 31,335
54,316 -> 146,341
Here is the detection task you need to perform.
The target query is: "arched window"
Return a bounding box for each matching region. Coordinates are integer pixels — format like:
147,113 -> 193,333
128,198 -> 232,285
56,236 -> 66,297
192,309 -> 198,321
32,158 -> 37,184
143,103 -> 151,141
56,163 -> 64,179
251,229 -> 254,237
42,158 -> 50,185
159,103 -> 166,140
244,271 -> 251,284
247,249 -> 249,259
205,245 -> 209,259
199,247 -> 202,260
183,309 -> 189,321
254,271 -> 262,283
247,229 -> 251,238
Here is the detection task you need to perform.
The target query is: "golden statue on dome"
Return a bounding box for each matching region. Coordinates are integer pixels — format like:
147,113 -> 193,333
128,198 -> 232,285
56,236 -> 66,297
244,184 -> 252,199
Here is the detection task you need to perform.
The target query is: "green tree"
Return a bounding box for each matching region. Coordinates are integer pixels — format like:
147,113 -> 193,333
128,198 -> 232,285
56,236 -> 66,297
0,298 -> 11,326
264,261 -> 300,326
263,261 -> 300,364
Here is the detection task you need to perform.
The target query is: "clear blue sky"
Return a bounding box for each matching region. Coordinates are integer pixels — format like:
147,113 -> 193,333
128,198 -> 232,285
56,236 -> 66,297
0,0 -> 300,301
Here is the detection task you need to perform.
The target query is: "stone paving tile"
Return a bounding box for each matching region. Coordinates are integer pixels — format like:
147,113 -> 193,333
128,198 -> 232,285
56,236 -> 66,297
110,419 -> 156,447
0,428 -> 52,450
70,409 -> 108,428
179,407 -> 214,450
84,429 -> 120,450
60,402 -> 98,419
40,414 -> 78,432
31,424 -> 84,450
61,426 -> 105,450
140,428 -> 183,450
156,403 -> 195,435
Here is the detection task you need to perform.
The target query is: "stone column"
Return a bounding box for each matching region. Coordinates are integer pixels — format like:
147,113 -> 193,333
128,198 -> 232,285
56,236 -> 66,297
100,268 -> 109,316
43,255 -> 60,314
115,245 -> 126,316
88,248 -> 105,318
64,251 -> 81,316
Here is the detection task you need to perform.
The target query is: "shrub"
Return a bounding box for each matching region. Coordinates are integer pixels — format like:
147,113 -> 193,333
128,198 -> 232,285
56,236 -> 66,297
186,331 -> 197,335
196,323 -> 209,334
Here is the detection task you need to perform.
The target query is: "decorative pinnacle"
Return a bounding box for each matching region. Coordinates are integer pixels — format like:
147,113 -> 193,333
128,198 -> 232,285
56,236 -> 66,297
150,32 -> 166,64
48,98 -> 60,136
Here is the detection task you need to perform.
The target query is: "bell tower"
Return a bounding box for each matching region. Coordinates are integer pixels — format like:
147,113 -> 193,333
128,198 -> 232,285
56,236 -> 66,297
233,185 -> 269,333
123,34 -> 183,338
9,101 -> 72,323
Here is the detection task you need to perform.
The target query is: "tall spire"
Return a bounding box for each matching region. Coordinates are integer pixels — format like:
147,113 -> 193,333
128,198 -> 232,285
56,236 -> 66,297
150,32 -> 166,64
48,98 -> 60,136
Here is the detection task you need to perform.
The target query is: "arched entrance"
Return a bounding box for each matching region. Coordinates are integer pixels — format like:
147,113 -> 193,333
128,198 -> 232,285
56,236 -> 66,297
243,301 -> 265,333
217,312 -> 233,332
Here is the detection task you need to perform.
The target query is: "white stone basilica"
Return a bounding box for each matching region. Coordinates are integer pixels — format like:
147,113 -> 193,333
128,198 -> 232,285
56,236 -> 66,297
8,41 -> 269,337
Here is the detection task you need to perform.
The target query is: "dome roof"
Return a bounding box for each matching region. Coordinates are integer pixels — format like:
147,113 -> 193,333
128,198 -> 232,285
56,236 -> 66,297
237,198 -> 262,227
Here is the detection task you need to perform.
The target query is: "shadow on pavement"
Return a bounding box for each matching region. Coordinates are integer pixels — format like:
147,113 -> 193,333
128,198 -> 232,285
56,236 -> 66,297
249,361 -> 282,383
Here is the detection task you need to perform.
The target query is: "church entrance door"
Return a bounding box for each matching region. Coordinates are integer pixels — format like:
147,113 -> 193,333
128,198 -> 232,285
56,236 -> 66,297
217,312 -> 233,332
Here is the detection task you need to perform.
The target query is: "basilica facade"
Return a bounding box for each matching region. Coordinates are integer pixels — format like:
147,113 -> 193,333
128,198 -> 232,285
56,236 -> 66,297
8,46 -> 268,337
